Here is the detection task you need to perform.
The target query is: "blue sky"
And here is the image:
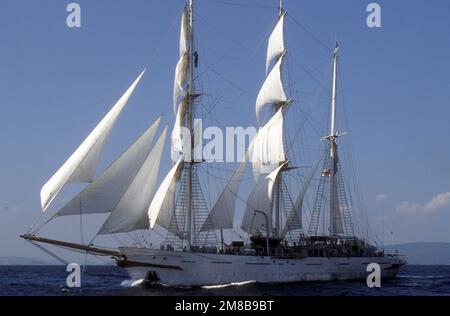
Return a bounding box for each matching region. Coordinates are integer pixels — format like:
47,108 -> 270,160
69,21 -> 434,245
0,0 -> 450,259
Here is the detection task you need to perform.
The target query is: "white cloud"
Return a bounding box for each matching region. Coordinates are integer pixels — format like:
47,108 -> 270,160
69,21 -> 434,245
396,192 -> 450,215
424,192 -> 450,213
376,193 -> 388,202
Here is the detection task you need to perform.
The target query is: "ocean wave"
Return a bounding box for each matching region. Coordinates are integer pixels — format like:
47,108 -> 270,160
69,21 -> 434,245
399,275 -> 446,280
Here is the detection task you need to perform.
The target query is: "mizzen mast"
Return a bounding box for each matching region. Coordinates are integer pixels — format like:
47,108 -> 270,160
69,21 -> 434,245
308,43 -> 355,238
328,43 -> 341,236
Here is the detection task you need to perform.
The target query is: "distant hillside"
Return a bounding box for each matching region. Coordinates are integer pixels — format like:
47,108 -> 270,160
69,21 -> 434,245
387,243 -> 450,265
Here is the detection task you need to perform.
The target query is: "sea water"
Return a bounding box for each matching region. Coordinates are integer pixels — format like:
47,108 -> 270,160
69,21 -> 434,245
0,265 -> 449,296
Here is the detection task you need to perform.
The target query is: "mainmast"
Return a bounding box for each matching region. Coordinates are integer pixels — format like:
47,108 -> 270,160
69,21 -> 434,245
186,0 -> 195,249
240,0 -> 293,241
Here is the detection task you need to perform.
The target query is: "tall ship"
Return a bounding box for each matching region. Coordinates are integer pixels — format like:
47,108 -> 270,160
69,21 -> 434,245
22,0 -> 405,287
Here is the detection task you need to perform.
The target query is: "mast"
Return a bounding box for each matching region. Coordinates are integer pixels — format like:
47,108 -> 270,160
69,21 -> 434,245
275,173 -> 283,239
278,0 -> 284,17
186,0 -> 195,249
242,0 -> 290,239
168,1 -> 216,249
274,0 -> 286,239
330,43 -> 338,156
309,43 -> 353,237
329,43 -> 340,236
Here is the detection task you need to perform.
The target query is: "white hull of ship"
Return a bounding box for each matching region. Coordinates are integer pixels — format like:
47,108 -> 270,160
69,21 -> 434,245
118,247 -> 404,287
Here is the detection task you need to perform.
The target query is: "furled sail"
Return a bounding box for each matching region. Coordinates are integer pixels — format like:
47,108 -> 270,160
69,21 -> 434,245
171,99 -> 187,162
180,6 -> 189,57
171,99 -> 203,163
173,54 -> 189,114
251,108 -> 286,177
148,158 -> 184,232
173,7 -> 190,114
53,117 -> 161,218
241,163 -> 286,235
256,54 -> 287,122
40,70 -> 146,211
98,127 -> 167,235
266,13 -> 286,75
281,160 -> 320,237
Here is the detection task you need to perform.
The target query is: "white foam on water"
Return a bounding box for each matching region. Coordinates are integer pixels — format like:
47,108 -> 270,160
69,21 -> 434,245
202,280 -> 256,289
120,279 -> 145,288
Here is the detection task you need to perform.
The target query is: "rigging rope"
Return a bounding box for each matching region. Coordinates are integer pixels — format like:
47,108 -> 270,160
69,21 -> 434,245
287,14 -> 332,53
26,240 -> 69,265
208,0 -> 278,10
337,60 -> 377,244
208,68 -> 251,95
196,12 -> 250,52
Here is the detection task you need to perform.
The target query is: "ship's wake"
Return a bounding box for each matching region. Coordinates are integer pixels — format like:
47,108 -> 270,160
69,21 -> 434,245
201,280 -> 256,289
121,279 -> 257,289
120,279 -> 145,288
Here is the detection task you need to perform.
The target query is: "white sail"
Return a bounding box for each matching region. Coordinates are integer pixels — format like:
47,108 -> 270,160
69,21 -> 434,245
171,99 -> 187,162
201,159 -> 247,232
251,108 -> 286,177
173,7 -> 190,114
201,140 -> 255,232
256,54 -> 287,122
241,163 -> 286,235
54,117 -> 161,218
266,13 -> 285,75
40,70 -> 146,211
148,158 -> 184,232
98,127 -> 167,235
281,160 -> 320,237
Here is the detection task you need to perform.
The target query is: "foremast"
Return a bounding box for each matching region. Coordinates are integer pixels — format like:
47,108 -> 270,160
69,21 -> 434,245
151,0 -> 216,250
186,0 -> 196,250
